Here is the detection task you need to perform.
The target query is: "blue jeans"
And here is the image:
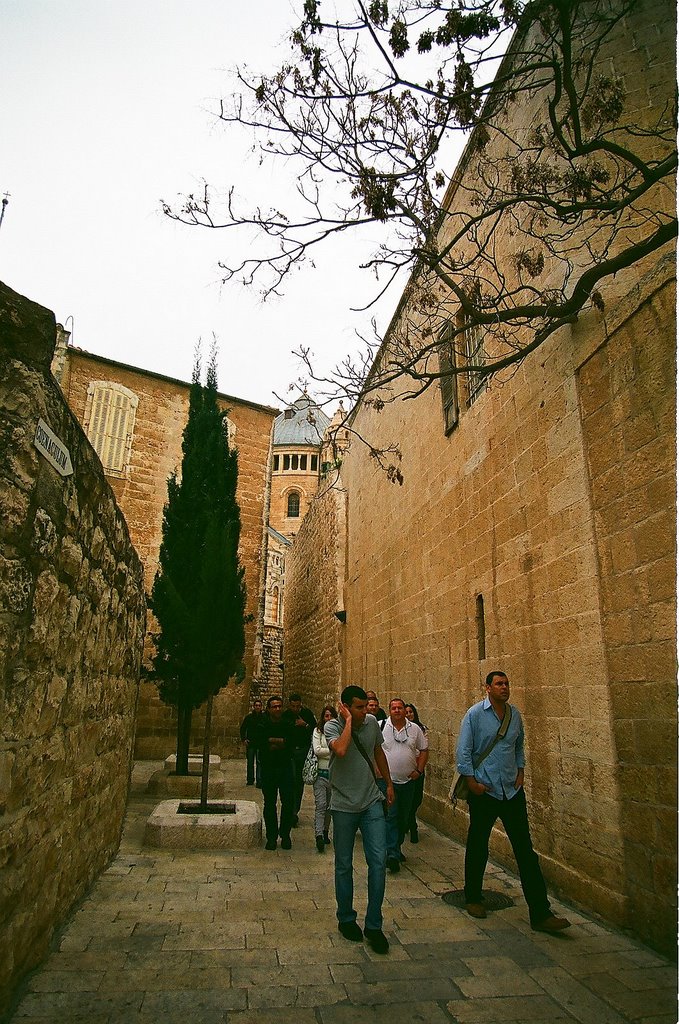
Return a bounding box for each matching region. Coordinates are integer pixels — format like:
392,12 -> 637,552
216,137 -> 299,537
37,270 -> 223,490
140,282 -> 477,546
332,800 -> 386,930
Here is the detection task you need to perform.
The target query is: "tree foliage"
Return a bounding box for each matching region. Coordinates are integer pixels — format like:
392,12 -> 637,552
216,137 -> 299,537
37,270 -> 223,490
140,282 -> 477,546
151,344 -> 247,773
164,0 -> 676,416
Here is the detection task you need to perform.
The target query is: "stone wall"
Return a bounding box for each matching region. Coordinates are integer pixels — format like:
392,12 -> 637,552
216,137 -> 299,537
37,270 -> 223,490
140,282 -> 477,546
282,1 -> 676,953
285,481 -> 346,714
288,258 -> 675,953
269,453 -> 319,539
576,259 -> 676,953
0,282 -> 146,1014
59,350 -> 277,759
259,623 -> 285,699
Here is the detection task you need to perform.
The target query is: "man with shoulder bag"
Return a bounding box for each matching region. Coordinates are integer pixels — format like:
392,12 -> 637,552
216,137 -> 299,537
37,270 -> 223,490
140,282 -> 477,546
325,685 -> 395,955
455,670 -> 571,934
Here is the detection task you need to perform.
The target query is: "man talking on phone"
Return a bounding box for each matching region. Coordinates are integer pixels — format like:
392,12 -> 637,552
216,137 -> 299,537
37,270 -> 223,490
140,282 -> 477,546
325,685 -> 395,954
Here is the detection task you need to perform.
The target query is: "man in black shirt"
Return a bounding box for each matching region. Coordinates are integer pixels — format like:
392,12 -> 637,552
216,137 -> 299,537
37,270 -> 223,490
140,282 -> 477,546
366,691 -> 387,723
282,693 -> 316,826
260,696 -> 295,850
239,698 -> 265,786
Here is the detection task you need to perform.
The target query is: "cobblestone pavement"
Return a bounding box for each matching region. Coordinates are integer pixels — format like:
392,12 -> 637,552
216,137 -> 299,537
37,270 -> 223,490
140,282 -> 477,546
8,760 -> 676,1023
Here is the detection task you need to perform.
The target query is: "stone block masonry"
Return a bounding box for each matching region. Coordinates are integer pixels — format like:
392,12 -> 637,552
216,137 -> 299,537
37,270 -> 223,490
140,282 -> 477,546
576,260 -> 677,954
285,481 -> 346,714
282,1 -> 676,955
0,281 -> 147,1016
58,349 -> 278,760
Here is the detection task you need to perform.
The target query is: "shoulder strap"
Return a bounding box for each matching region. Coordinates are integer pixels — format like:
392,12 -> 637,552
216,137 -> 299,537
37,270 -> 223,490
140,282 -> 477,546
351,729 -> 379,782
472,705 -> 512,770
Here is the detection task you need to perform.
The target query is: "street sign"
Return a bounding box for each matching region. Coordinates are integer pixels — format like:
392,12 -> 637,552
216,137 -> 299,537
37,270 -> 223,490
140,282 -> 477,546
34,418 -> 73,477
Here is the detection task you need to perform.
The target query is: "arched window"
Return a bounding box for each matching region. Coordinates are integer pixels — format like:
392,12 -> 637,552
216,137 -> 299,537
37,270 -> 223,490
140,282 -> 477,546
83,381 -> 138,475
287,491 -> 300,518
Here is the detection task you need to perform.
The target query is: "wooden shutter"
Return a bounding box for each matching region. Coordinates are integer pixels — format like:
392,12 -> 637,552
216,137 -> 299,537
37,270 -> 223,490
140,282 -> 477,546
85,382 -> 138,474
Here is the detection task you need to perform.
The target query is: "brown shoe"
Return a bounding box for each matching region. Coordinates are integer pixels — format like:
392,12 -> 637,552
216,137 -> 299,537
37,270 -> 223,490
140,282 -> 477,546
532,914 -> 571,933
465,902 -> 487,919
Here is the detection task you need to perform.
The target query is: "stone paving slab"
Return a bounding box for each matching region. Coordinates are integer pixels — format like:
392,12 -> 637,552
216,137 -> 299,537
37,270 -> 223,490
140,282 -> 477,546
5,759 -> 676,1023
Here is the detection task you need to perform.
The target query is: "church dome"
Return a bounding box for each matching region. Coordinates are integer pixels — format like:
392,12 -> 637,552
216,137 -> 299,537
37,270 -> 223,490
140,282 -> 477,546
273,394 -> 331,447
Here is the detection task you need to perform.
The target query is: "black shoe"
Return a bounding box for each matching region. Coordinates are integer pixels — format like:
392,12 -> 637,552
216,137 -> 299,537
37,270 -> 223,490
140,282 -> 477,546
280,836 -> 292,850
338,921 -> 363,942
364,928 -> 389,954
465,902 -> 487,919
387,858 -> 400,873
246,781 -> 254,786
265,838 -> 277,850
409,828 -> 419,843
316,835 -> 325,853
323,831 -> 331,844
531,914 -> 571,934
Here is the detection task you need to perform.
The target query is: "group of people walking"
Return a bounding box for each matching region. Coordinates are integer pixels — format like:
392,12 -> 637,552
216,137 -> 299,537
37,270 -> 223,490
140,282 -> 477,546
240,672 -> 570,955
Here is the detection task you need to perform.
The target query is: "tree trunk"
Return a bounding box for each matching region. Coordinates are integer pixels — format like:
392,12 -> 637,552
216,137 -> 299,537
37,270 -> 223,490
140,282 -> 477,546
176,704 -> 192,775
200,693 -> 214,809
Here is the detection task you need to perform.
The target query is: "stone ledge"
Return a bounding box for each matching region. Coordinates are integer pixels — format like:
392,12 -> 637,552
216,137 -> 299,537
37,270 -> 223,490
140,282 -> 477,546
144,799 -> 262,849
163,753 -> 222,771
146,769 -> 226,798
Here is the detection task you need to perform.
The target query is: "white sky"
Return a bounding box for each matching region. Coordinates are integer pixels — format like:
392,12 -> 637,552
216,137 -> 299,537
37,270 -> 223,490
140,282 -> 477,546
0,0 -> 405,409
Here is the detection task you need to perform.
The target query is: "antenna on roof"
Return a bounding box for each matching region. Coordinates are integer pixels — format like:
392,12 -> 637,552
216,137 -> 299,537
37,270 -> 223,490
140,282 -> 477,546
0,192 -> 10,233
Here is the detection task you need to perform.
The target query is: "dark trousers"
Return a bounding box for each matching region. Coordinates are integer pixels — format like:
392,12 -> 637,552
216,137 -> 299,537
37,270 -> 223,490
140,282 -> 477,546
291,747 -> 307,816
464,787 -> 551,923
378,778 -> 415,858
408,772 -> 425,834
245,744 -> 261,786
261,764 -> 294,842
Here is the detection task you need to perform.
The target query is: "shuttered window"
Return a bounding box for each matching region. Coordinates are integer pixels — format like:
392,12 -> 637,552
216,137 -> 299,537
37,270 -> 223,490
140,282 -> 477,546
438,324 -> 459,434
464,317 -> 487,406
84,381 -> 138,475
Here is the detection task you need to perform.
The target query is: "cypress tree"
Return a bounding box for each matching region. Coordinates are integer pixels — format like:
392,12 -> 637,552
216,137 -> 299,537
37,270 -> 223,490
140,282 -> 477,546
151,343 -> 246,778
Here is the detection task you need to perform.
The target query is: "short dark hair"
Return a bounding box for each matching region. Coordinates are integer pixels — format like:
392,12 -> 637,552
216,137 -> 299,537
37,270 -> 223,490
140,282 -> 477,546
267,695 -> 283,709
289,692 -> 302,702
341,685 -> 367,706
389,697 -> 406,709
485,671 -> 507,687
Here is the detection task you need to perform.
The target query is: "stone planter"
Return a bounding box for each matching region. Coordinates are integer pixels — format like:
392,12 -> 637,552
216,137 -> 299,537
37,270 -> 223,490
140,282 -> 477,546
146,769 -> 226,799
163,753 -> 221,771
144,799 -> 262,850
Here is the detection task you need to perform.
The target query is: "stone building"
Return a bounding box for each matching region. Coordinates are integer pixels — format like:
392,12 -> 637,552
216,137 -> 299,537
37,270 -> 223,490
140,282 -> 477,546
256,394 -> 331,698
284,1 -> 676,955
52,337 -> 279,757
269,393 -> 330,539
0,283 -> 146,1014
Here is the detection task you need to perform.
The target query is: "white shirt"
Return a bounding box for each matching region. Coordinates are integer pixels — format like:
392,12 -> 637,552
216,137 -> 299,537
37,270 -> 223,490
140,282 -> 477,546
312,726 -> 331,767
380,719 -> 427,784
